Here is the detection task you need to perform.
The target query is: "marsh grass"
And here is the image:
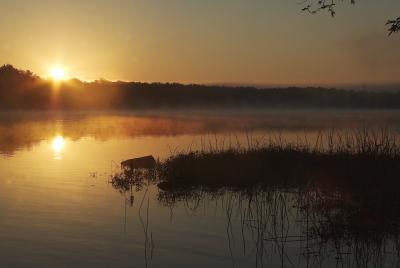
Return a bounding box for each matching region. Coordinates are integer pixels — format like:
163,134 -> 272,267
154,128 -> 400,246
157,128 -> 400,191
109,129 -> 400,266
110,168 -> 157,193
111,128 -> 400,234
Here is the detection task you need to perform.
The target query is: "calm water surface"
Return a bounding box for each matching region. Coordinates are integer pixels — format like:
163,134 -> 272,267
1,110 -> 400,267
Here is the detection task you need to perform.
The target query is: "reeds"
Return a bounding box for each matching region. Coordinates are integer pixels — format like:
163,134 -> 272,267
110,168 -> 156,193
157,128 -> 400,191
109,129 -> 400,267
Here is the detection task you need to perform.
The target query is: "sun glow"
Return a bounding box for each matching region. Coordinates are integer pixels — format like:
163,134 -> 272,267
50,67 -> 66,81
52,135 -> 65,159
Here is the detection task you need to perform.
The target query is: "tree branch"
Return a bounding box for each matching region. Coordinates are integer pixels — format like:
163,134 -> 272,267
301,0 -> 398,35
386,17 -> 400,35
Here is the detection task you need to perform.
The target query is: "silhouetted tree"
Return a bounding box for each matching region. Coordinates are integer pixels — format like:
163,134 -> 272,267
1,65 -> 400,110
0,64 -> 38,82
301,0 -> 399,35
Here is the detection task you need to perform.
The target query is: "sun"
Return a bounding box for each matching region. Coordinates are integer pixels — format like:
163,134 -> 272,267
50,67 -> 66,81
52,135 -> 65,160
52,135 -> 65,153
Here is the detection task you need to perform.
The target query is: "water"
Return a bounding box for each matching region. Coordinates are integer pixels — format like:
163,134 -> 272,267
1,110 -> 400,267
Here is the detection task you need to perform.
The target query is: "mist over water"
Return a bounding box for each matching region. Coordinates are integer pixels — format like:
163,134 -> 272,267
1,110 -> 400,267
1,109 -> 400,156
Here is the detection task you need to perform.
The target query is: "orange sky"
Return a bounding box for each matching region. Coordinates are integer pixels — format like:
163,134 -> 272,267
0,0 -> 399,86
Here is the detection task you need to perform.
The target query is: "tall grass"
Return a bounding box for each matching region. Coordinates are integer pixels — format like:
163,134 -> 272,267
109,129 -> 400,266
157,128 -> 400,191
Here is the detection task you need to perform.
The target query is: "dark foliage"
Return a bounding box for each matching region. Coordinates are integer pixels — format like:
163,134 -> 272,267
387,17 -> 400,35
302,0 -> 355,17
157,130 -> 400,191
301,0 -> 398,35
1,65 -> 400,110
109,130 -> 400,266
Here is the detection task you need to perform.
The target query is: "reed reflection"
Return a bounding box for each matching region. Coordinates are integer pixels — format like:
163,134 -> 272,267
112,181 -> 400,267
109,130 -> 400,267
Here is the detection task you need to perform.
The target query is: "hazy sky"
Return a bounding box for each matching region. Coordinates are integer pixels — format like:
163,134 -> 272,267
0,0 -> 399,85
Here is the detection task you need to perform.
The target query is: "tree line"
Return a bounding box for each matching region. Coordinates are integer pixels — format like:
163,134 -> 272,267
1,64 -> 400,110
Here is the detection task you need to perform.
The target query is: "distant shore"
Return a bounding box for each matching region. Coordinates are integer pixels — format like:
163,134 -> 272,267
2,65 -> 400,110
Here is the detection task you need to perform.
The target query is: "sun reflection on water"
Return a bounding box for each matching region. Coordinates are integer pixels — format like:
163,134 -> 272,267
52,135 -> 65,159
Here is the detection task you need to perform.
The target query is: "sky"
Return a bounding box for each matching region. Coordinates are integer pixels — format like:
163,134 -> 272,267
0,0 -> 399,86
